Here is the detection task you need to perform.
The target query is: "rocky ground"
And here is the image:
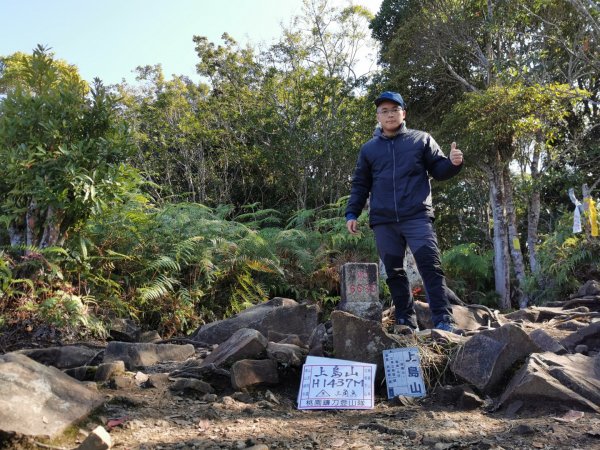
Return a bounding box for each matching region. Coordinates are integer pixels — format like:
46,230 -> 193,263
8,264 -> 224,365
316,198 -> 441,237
2,280 -> 600,450
3,359 -> 600,450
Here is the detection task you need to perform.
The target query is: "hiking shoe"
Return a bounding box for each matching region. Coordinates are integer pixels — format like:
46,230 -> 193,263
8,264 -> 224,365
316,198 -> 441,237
434,321 -> 455,333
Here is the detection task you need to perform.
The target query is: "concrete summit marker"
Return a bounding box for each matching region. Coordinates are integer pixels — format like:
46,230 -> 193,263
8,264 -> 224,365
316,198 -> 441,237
338,262 -> 382,321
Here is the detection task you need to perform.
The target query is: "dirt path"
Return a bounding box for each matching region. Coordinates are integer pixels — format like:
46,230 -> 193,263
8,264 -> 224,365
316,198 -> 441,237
8,380 -> 599,450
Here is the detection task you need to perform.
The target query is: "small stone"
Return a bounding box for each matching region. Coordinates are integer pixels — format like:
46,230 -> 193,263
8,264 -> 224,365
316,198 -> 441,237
134,371 -> 149,384
76,425 -> 111,450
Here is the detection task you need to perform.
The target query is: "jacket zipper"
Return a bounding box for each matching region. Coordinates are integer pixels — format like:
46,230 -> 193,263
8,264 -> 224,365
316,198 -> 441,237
391,138 -> 400,222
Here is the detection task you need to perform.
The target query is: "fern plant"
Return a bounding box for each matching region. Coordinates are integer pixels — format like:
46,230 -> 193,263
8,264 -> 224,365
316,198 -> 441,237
80,202 -> 285,335
0,246 -> 104,336
441,243 -> 496,305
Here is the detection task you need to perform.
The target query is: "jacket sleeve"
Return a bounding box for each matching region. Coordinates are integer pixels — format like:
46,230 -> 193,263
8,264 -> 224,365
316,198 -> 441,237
423,134 -> 463,181
345,147 -> 372,220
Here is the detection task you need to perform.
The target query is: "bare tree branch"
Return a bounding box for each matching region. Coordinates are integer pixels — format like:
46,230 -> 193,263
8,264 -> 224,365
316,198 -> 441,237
439,54 -> 478,92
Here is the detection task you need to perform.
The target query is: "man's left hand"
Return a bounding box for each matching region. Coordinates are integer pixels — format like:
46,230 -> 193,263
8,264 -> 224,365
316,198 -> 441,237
449,142 -> 463,166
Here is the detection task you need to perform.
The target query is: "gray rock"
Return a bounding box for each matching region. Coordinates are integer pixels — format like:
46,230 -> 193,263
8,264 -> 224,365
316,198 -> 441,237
108,318 -> 141,342
535,306 -> 590,321
230,359 -> 279,390
169,360 -> 231,389
497,352 -> 600,413
331,310 -> 402,379
577,280 -> 600,297
415,301 -> 495,331
504,309 -> 541,323
431,329 -> 469,345
451,323 -> 537,392
528,328 -> 567,354
458,388 -> 485,410
110,375 -> 136,389
556,319 -> 588,331
191,297 -> 319,345
267,331 -> 306,347
307,322 -> 330,356
94,361 -> 126,382
76,425 -> 111,450
64,366 -> 96,381
103,342 -> 195,370
561,321 -> 600,351
0,353 -> 103,438
452,304 -> 496,331
434,384 -> 483,410
16,346 -> 102,369
200,328 -> 268,369
146,373 -> 170,388
139,330 -> 162,343
170,378 -> 215,394
266,341 -> 307,367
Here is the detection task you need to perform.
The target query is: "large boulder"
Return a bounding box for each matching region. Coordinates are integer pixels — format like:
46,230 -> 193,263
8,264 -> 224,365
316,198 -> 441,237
200,328 -> 268,369
451,323 -> 537,392
497,352 -> 600,413
528,328 -> 567,354
0,353 -> 103,438
576,280 -> 600,297
190,297 -> 319,345
331,310 -> 402,379
16,345 -> 103,369
230,359 -> 279,390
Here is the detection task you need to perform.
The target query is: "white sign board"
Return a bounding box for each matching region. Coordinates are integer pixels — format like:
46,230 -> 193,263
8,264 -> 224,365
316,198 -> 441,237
297,356 -> 376,409
383,347 -> 426,398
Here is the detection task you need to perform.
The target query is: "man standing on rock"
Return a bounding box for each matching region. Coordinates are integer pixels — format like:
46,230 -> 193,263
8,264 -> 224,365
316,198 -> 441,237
345,91 -> 464,333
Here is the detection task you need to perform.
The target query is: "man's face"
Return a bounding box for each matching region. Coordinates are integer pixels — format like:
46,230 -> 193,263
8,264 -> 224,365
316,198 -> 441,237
376,100 -> 405,135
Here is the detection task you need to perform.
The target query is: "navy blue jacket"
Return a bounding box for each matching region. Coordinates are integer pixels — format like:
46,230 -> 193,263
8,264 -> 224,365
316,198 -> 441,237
345,123 -> 462,225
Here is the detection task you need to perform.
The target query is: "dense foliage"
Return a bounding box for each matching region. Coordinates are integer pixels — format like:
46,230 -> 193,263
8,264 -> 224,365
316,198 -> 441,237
0,0 -> 598,338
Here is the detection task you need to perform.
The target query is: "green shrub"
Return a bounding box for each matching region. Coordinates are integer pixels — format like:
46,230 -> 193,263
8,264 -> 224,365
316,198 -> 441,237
442,243 -> 496,305
525,213 -> 600,304
0,246 -> 105,337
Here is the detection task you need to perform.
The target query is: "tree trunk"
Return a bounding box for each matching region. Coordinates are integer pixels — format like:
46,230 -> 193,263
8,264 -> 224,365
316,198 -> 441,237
40,205 -> 65,248
527,140 -> 542,274
26,199 -> 39,249
488,167 -> 511,310
198,144 -> 207,204
8,222 -> 24,246
503,166 -> 530,308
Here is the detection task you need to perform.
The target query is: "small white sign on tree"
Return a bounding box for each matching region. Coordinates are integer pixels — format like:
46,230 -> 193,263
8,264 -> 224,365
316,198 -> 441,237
297,356 -> 376,410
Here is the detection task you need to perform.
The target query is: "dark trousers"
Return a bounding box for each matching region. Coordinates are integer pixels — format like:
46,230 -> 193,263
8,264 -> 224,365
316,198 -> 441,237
373,217 -> 453,327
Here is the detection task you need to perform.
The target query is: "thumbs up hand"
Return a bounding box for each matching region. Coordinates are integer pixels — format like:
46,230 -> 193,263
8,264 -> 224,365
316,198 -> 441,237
449,142 -> 463,166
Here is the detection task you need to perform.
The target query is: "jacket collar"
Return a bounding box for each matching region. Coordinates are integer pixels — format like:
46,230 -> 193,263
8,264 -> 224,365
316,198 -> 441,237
374,122 -> 407,140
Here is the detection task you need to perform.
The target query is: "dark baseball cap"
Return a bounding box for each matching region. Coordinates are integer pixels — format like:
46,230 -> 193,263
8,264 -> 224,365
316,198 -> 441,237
374,91 -> 405,108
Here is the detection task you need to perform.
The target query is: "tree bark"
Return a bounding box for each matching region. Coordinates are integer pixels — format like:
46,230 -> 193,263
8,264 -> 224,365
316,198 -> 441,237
488,166 -> 511,310
8,222 -> 24,247
527,139 -> 542,274
26,199 -> 39,249
40,205 -> 65,248
503,166 -> 530,308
